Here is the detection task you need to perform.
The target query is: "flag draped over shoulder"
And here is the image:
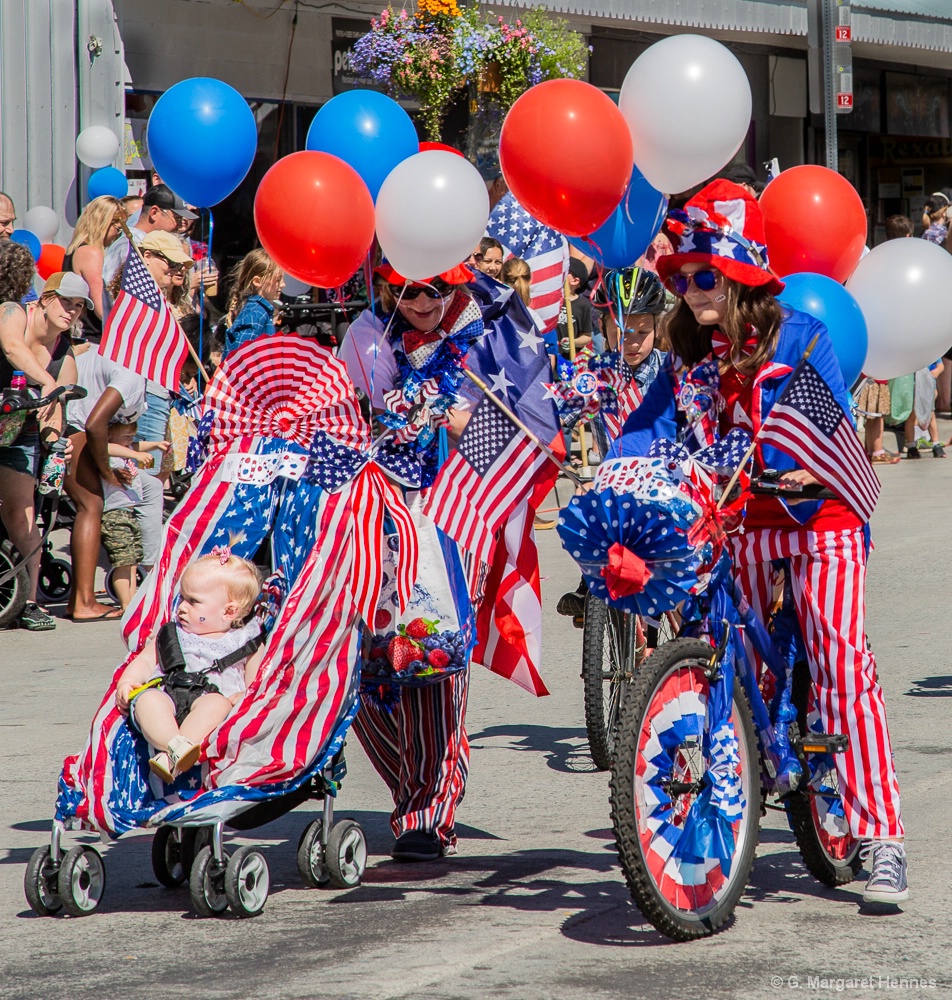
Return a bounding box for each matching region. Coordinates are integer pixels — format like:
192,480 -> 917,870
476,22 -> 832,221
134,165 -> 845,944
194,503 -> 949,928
759,359 -> 881,522
100,246 -> 189,391
486,192 -> 569,333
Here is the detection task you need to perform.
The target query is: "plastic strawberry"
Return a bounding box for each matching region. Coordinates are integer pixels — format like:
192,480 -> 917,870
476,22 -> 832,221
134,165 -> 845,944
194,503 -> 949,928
427,648 -> 450,669
402,617 -> 439,639
388,635 -> 423,672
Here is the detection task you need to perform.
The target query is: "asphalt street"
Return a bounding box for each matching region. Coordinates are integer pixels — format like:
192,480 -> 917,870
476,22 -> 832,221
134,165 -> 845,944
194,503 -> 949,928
2,442 -> 951,1000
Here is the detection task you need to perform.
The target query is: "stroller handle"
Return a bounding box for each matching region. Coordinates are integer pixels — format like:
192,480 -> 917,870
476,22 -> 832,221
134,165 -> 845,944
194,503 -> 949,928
0,383 -> 87,415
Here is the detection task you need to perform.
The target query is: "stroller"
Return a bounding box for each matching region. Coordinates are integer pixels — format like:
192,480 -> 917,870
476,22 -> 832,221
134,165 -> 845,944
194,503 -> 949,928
24,337 -> 418,918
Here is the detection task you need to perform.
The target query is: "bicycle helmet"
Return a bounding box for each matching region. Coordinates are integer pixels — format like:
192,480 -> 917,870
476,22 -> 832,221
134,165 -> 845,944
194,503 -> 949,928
592,267 -> 666,319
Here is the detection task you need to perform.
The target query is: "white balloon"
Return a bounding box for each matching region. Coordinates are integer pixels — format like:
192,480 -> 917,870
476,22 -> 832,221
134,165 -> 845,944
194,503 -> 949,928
847,238 -> 952,379
282,273 -> 311,297
375,151 -> 489,282
75,126 -> 121,169
22,206 -> 59,243
619,35 -> 752,196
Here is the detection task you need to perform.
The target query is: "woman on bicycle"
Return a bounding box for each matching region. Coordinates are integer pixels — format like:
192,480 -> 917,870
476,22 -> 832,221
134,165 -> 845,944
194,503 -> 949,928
612,179 -> 907,905
0,261 -> 82,631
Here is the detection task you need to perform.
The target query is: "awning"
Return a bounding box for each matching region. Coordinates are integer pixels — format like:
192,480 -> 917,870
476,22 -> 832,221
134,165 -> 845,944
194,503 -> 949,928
487,0 -> 952,52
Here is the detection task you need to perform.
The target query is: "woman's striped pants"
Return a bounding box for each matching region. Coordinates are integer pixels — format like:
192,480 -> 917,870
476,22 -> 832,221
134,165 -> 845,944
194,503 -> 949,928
352,669 -> 470,849
730,526 -> 903,840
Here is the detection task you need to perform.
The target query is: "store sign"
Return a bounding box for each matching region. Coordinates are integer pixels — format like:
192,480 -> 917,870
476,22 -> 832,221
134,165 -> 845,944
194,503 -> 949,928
332,18 -> 381,95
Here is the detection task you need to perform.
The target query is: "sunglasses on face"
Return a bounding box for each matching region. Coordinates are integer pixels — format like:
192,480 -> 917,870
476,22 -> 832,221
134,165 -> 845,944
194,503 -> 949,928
149,252 -> 187,273
666,269 -> 721,296
390,280 -> 453,301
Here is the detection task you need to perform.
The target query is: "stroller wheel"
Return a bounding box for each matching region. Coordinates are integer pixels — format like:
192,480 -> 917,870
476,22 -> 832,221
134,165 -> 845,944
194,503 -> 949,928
151,827 -> 188,888
326,820 -> 367,889
104,566 -> 146,606
296,819 -> 330,888
58,845 -> 106,916
24,846 -> 62,916
36,557 -> 71,605
189,846 -> 229,918
225,846 -> 270,917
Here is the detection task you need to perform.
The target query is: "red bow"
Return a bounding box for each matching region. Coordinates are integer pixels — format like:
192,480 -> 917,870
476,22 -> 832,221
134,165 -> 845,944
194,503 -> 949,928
402,330 -> 442,358
601,543 -> 652,599
711,327 -> 758,362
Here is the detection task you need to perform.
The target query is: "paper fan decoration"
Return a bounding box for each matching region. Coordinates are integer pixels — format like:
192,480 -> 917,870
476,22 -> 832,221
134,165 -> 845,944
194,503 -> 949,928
204,335 -> 370,452
557,456 -> 713,616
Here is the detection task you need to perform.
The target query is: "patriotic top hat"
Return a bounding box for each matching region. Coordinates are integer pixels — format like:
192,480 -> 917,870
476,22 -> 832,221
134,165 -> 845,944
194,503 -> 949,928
657,179 -> 785,296
374,259 -> 474,286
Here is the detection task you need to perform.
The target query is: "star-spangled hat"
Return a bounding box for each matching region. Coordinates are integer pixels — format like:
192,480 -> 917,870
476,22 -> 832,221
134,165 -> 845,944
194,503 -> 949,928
375,259 -> 474,286
657,179 -> 785,296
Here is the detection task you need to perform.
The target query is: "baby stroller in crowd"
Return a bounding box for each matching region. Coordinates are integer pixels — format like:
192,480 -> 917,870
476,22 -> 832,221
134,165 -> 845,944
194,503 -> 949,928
24,337 -> 418,918
0,384 -> 86,627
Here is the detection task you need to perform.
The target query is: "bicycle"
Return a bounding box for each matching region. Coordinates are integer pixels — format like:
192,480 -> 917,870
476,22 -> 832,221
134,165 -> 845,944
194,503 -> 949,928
608,475 -> 861,941
0,383 -> 86,627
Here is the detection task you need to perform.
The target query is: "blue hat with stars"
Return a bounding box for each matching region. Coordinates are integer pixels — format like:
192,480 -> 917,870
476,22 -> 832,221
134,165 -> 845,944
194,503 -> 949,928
658,179 -> 785,296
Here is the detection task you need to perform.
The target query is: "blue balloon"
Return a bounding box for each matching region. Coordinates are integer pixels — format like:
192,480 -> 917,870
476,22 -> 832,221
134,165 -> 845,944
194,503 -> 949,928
87,167 -> 128,201
147,78 -> 258,208
567,167 -> 667,269
9,229 -> 41,262
305,91 -> 418,201
778,272 -> 868,387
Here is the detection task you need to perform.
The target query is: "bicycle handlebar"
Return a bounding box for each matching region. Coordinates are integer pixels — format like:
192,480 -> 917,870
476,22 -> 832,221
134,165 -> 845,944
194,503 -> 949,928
0,384 -> 87,416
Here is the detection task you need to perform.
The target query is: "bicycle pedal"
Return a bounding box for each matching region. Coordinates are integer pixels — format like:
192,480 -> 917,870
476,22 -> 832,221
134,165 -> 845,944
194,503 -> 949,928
794,733 -> 849,754
572,615 -> 584,630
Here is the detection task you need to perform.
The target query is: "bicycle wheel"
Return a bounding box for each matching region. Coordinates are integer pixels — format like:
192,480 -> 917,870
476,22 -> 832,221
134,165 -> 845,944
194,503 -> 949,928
611,638 -> 760,941
0,539 -> 28,629
581,594 -> 634,771
786,663 -> 862,886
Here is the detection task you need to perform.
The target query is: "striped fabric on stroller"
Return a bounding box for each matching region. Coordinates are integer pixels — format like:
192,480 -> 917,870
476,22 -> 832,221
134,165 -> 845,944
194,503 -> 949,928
27,338 -> 418,919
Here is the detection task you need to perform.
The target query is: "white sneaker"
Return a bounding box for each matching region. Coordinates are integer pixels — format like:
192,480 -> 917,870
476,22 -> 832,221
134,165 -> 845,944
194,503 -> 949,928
861,840 -> 909,903
167,735 -> 201,775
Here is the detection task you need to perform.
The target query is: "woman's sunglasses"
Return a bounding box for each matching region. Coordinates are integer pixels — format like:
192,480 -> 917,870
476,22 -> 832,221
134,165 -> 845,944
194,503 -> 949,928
666,269 -> 721,296
390,280 -> 453,301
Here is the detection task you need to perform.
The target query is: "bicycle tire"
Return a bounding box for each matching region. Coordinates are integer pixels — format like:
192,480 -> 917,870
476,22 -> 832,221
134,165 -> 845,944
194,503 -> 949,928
785,663 -> 862,886
0,539 -> 29,629
610,638 -> 760,941
581,594 -> 632,771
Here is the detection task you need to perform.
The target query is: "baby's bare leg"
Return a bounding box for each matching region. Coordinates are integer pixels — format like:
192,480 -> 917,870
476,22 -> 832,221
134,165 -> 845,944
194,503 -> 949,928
133,689 -> 180,751
179,692 -> 233,747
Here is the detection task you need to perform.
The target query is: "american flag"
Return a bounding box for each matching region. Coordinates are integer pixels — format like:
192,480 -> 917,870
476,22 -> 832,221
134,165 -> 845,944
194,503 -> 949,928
759,360 -> 881,523
456,274 -> 563,696
424,395 -> 548,565
486,192 -> 569,333
601,378 -> 643,441
101,245 -> 189,392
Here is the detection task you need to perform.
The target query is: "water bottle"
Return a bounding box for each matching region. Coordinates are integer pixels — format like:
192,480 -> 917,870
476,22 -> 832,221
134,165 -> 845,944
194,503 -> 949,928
0,371 -> 28,446
10,370 -> 26,393
38,436 -> 68,495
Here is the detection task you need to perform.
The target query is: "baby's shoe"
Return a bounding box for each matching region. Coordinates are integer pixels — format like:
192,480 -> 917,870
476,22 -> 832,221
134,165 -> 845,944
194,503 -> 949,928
149,751 -> 175,783
167,735 -> 202,774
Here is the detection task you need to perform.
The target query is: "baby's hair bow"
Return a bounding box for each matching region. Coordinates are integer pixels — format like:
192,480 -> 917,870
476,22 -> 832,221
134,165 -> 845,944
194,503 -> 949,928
211,544 -> 231,565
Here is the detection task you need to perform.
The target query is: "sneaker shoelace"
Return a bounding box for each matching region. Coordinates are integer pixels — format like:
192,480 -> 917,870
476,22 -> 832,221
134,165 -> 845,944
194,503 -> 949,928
860,841 -> 904,883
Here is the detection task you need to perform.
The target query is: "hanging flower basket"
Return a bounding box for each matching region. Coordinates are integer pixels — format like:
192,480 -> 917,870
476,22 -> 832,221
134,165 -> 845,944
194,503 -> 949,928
351,4 -> 590,142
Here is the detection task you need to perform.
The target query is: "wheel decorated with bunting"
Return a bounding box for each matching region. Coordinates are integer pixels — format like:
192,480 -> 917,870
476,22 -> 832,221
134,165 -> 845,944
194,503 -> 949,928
610,638 -> 760,940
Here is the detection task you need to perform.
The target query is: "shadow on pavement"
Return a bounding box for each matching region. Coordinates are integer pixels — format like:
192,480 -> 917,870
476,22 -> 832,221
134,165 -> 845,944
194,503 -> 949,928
468,723 -> 601,774
905,675 -> 952,697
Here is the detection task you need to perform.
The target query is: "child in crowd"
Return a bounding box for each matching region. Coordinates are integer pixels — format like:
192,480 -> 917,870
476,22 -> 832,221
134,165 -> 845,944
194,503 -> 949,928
904,359 -> 945,459
557,257 -> 594,357
115,548 -> 265,782
920,192 -> 950,245
222,249 -> 285,358
101,420 -> 169,608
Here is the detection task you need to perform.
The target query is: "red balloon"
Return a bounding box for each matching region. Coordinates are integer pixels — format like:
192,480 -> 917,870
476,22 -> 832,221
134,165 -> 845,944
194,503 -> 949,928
759,165 -> 868,282
254,151 -> 375,288
419,142 -> 464,157
499,80 -> 633,237
37,244 -> 66,281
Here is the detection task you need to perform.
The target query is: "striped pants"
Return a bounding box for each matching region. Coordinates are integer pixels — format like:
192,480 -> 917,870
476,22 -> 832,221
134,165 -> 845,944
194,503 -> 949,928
352,669 -> 470,848
730,527 -> 903,840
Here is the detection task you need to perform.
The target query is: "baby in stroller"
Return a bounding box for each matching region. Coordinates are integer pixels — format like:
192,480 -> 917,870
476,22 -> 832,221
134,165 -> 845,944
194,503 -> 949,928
116,547 -> 265,783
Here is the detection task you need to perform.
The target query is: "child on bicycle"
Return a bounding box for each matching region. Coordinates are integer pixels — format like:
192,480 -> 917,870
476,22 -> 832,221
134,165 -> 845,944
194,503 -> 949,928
115,547 -> 265,783
557,267 -> 667,620
612,179 -> 907,905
